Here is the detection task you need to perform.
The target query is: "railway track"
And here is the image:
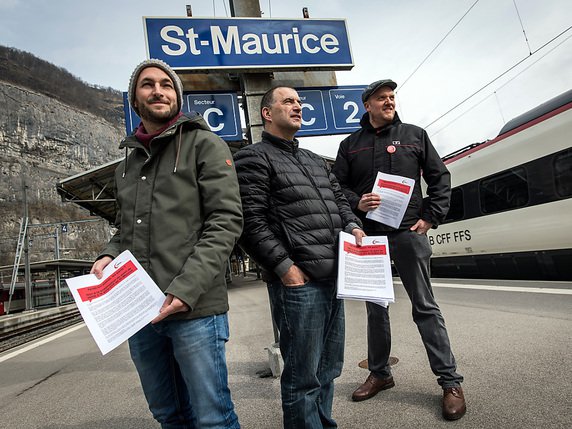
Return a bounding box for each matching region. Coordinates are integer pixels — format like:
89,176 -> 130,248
0,307 -> 83,353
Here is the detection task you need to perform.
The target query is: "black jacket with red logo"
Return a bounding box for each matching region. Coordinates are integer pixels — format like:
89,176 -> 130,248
332,112 -> 451,233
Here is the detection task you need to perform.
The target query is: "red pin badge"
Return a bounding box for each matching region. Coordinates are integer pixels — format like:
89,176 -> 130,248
387,145 -> 396,154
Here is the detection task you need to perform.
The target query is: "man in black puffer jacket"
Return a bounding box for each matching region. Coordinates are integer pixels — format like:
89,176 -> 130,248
333,79 -> 466,421
235,86 -> 364,429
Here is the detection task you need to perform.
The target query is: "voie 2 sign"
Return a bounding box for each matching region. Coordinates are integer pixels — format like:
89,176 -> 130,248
144,17 -> 353,71
296,86 -> 366,136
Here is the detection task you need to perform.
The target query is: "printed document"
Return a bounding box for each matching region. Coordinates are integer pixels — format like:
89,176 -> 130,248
337,231 -> 394,307
366,172 -> 415,229
65,250 -> 165,355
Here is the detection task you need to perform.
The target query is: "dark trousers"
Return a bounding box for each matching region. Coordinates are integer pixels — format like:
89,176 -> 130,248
367,229 -> 464,388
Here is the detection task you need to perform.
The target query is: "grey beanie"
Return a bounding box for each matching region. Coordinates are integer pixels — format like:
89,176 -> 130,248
128,59 -> 184,116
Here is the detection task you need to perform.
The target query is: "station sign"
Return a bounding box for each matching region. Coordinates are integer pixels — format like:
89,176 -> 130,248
123,85 -> 368,140
296,85 -> 366,137
143,17 -> 353,71
122,91 -> 242,141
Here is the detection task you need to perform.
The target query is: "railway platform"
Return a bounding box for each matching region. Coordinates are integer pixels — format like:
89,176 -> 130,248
0,304 -> 77,334
1,273 -> 571,428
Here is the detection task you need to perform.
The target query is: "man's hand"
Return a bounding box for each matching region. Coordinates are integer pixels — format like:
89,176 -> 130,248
410,219 -> 433,235
281,265 -> 309,287
357,192 -> 381,212
151,294 -> 190,324
352,228 -> 367,246
90,256 -> 113,279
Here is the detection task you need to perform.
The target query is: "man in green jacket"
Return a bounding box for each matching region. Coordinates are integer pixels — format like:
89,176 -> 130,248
91,59 -> 242,429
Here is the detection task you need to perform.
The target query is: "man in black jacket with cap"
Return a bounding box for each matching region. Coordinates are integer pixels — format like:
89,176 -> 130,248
332,79 -> 466,420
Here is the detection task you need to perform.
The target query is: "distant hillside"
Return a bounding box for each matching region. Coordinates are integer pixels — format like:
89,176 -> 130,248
0,45 -> 124,126
0,47 -> 125,266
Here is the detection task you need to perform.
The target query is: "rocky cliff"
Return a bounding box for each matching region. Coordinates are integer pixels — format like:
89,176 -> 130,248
0,81 -> 124,265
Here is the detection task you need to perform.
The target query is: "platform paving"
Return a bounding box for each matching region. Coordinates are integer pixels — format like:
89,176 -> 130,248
0,273 -> 570,428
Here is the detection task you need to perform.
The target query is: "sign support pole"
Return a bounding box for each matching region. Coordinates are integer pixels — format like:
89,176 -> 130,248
229,0 -> 282,378
229,0 -> 273,145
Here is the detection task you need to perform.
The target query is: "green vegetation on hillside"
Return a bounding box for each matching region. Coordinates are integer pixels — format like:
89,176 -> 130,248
0,45 -> 124,126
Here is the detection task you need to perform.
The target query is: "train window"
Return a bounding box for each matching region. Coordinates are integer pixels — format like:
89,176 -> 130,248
554,149 -> 572,197
479,167 -> 529,213
444,188 -> 464,223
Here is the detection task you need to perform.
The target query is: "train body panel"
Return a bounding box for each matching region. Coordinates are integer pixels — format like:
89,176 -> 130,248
428,89 -> 572,280
447,106 -> 572,188
428,199 -> 572,256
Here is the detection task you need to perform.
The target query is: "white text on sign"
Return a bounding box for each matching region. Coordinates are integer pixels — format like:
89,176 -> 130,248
160,26 -> 340,56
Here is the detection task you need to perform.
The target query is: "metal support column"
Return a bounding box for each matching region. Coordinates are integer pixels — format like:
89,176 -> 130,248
23,182 -> 33,311
229,0 -> 282,376
229,0 -> 273,145
55,265 -> 62,307
55,226 -> 61,306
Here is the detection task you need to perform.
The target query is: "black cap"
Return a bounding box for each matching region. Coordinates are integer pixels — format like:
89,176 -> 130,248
362,79 -> 397,103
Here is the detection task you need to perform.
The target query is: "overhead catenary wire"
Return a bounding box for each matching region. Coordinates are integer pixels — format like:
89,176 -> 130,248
398,0 -> 481,93
429,31 -> 572,138
423,25 -> 572,130
512,0 -> 532,55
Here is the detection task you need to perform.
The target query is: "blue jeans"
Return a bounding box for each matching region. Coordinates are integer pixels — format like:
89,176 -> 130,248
268,279 -> 345,429
128,314 -> 240,429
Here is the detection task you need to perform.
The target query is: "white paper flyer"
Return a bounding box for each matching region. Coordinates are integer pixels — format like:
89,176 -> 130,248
366,172 -> 415,229
337,231 -> 394,307
65,250 -> 165,355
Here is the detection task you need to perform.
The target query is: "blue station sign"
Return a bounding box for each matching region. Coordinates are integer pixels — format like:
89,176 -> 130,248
143,17 -> 353,71
123,86 -> 368,140
122,91 -> 242,141
296,85 -> 366,137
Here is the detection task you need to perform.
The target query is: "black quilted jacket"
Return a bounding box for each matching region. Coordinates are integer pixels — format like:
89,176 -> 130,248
234,131 -> 361,282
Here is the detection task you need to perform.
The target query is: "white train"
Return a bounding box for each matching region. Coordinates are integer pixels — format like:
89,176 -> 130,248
427,89 -> 572,280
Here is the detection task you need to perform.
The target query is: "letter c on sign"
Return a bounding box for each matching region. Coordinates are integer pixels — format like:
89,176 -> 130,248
301,103 -> 316,126
204,107 -> 224,132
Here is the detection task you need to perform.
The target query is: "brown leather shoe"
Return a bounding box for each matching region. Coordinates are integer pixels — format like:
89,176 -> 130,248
351,373 -> 395,402
442,387 -> 466,420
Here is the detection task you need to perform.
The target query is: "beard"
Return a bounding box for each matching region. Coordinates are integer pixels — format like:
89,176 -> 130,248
137,98 -> 179,124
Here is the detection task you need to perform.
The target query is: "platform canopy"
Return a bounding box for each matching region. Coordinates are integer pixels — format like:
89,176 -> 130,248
56,159 -> 121,223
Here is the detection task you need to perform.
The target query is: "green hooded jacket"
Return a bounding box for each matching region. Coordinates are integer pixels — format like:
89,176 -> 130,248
100,113 -> 243,320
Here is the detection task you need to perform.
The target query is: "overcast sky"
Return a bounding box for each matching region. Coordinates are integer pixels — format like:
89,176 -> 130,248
1,0 -> 571,158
